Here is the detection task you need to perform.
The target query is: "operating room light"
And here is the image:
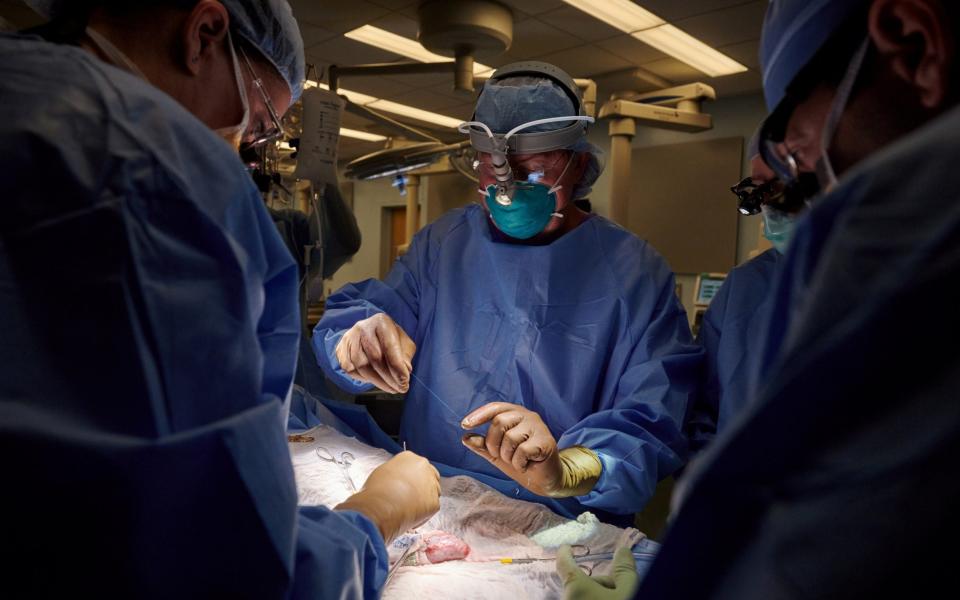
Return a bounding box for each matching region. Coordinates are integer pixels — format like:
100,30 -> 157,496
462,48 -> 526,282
563,0 -> 663,31
633,24 -> 748,78
344,25 -> 495,75
562,0 -> 748,77
303,80 -> 463,129
339,127 -> 388,142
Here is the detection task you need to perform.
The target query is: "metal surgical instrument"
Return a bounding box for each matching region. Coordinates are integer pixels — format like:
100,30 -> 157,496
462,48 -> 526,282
316,446 -> 357,492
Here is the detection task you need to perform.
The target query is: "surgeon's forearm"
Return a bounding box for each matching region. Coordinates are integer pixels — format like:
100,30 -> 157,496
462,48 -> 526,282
336,491 -> 398,543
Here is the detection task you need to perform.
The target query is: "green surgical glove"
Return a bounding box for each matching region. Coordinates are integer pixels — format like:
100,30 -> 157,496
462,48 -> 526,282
556,544 -> 639,600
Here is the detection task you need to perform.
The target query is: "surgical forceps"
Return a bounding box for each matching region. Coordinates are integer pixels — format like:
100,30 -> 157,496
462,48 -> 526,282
316,446 -> 357,492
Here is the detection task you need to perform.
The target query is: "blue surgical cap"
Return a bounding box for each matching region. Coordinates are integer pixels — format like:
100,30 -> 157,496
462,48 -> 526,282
760,0 -> 870,112
225,0 -> 304,101
474,76 -> 604,200
26,0 -> 305,101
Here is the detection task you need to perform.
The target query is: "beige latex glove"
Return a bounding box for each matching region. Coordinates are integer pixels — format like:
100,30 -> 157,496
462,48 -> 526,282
335,313 -> 416,394
556,545 -> 639,600
460,402 -> 601,497
335,451 -> 440,544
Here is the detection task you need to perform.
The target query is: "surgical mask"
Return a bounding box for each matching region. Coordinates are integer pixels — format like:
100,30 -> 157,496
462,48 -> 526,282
762,204 -> 796,254
481,154 -> 573,239
213,32 -> 250,152
817,36 -> 870,192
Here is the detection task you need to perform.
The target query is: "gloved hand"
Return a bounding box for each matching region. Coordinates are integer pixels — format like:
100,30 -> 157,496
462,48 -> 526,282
335,451 -> 441,543
460,402 -> 601,497
556,545 -> 639,600
335,313 -> 416,394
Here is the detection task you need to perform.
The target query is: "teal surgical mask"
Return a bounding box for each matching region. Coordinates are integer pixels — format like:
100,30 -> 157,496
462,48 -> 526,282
482,155 -> 573,239
762,204 -> 796,254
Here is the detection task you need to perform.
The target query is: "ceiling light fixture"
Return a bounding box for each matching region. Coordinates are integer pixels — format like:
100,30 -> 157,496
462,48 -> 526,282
303,80 -> 463,129
344,24 -> 495,75
562,0 -> 747,77
339,127 -> 388,142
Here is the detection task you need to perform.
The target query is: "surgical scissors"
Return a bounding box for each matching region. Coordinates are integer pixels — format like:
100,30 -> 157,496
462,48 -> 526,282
316,446 -> 357,492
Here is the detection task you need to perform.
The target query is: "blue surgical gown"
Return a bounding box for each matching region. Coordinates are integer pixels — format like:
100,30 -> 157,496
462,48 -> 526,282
0,32 -> 385,598
315,205 -> 701,519
635,105 -> 960,599
687,248 -> 784,453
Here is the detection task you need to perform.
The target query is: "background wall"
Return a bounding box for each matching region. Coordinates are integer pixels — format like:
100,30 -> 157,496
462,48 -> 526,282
586,92 -> 768,323
324,171 -> 476,297
326,92 -> 769,324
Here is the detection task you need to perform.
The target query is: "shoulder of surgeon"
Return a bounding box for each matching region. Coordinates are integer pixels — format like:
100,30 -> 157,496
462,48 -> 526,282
728,248 -> 783,284
406,203 -> 484,251
0,33 -> 256,216
585,214 -> 678,288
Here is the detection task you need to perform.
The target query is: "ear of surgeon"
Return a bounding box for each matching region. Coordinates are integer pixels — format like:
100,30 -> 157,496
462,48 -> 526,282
82,0 -> 292,149
770,0 -> 957,194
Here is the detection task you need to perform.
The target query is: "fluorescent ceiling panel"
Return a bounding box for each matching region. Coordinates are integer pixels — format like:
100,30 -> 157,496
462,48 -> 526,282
302,80 -> 462,128
562,0 -> 663,32
561,0 -> 747,77
633,24 -> 747,77
344,25 -> 495,75
339,127 -> 388,142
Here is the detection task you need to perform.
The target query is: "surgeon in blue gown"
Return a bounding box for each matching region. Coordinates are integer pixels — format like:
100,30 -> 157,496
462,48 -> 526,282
632,0 -> 960,598
687,151 -> 805,453
0,1 -> 439,598
314,62 -> 702,523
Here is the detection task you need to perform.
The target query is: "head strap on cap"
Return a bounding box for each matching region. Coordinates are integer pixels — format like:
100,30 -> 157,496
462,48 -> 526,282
462,61 -> 590,155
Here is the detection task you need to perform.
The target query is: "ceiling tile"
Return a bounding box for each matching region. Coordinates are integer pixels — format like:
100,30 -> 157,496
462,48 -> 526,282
383,88 -> 472,112
306,37 -> 405,65
289,0 -> 390,33
502,17 -> 583,58
299,23 -> 338,48
368,12 -> 421,39
640,57 -> 703,83
534,44 -> 633,78
503,0 -> 567,15
637,0 -> 761,22
425,81 -> 481,103
399,2 -> 530,22
536,5 -> 624,43
326,74 -> 417,100
595,34 -> 668,66
592,69 -> 666,96
672,1 -> 766,48
381,71 -> 456,90
717,39 -> 761,70
708,68 -> 763,97
367,0 -> 419,9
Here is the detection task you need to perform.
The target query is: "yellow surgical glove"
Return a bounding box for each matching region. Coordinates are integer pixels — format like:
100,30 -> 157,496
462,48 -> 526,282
556,545 -> 639,600
555,445 -> 603,497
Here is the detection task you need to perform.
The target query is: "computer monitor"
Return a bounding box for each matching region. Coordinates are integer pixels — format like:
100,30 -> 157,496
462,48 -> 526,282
694,272 -> 727,307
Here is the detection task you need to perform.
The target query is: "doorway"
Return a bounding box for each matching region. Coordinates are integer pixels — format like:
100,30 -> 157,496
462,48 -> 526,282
380,205 -> 407,279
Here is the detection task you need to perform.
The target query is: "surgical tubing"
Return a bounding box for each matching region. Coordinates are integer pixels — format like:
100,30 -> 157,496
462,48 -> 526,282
549,446 -> 603,498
